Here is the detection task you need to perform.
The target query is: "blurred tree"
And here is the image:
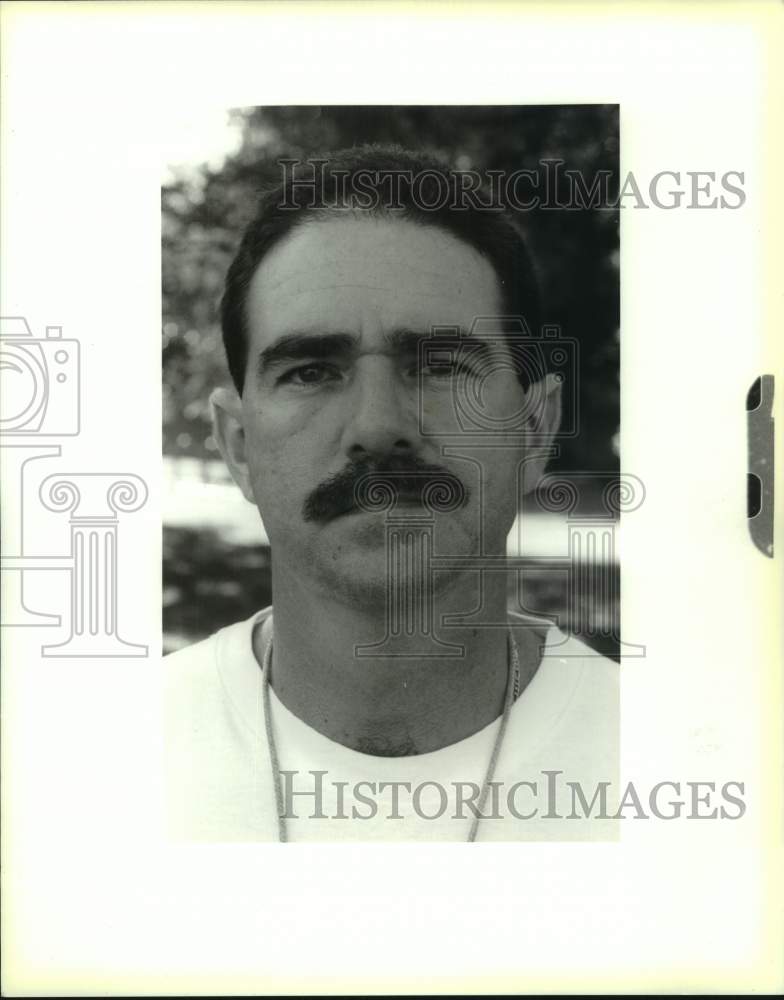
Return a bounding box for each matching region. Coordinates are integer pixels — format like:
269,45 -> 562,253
162,105 -> 619,474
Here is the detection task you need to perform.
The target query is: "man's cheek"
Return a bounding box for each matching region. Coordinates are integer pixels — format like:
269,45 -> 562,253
248,450 -> 309,514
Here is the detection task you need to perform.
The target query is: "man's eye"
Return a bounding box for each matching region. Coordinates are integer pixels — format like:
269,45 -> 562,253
279,363 -> 341,387
417,359 -> 475,380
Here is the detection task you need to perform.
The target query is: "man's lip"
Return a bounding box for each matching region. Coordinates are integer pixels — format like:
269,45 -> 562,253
330,493 -> 427,518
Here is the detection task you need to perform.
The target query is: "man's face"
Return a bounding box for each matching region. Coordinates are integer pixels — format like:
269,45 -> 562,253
215,214 -> 550,605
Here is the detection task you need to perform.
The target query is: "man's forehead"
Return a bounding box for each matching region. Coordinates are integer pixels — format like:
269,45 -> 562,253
245,214 -> 502,342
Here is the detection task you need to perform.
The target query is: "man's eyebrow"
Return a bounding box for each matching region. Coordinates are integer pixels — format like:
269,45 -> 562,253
383,328 -> 434,353
255,327 -> 497,377
384,328 -> 495,355
256,332 -> 358,376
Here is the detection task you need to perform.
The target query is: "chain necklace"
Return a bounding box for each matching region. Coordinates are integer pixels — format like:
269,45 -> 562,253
261,628 -> 521,843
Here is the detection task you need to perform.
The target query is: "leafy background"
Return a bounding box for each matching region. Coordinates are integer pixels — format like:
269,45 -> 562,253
162,105 -> 620,656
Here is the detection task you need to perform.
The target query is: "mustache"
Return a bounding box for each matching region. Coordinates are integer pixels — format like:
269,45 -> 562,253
303,457 -> 470,523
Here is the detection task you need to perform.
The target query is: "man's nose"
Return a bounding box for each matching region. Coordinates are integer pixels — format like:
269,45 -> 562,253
339,357 -> 418,461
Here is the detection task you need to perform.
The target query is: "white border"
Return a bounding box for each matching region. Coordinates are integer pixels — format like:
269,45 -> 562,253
2,2 -> 781,994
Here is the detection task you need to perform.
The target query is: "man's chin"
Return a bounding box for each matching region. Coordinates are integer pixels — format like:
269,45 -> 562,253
309,529 -> 428,607
293,508 -> 482,606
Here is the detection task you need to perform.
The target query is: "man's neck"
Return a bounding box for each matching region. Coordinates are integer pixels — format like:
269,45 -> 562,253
253,569 -> 537,755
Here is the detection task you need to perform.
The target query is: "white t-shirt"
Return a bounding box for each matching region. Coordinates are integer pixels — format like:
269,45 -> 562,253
166,608 -> 620,842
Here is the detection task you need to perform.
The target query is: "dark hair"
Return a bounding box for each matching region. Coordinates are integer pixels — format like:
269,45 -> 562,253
220,144 -> 542,393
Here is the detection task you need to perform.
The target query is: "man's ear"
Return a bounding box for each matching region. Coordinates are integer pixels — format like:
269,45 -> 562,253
520,372 -> 563,494
210,387 -> 256,504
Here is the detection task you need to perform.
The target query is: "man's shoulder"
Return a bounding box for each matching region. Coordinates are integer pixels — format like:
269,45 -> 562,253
165,607 -> 270,667
165,629 -> 223,692
510,621 -> 619,785
539,629 -> 620,751
164,609 -> 271,756
507,610 -> 619,677
510,613 -> 619,738
165,630 -> 219,670
542,629 -> 620,712
164,628 -> 224,716
544,628 -> 620,667
164,607 -> 270,709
